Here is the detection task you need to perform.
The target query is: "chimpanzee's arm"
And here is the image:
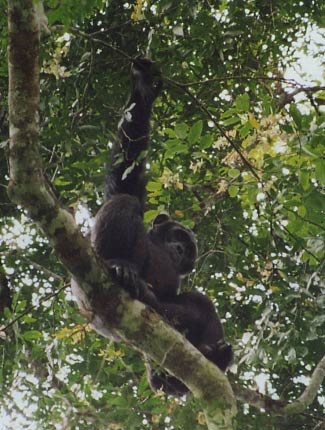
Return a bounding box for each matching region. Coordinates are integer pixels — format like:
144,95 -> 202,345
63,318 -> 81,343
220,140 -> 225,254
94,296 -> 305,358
105,59 -> 162,208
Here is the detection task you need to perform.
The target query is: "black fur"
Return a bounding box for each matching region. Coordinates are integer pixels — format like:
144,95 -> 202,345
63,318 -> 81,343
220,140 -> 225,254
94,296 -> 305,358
147,292 -> 233,396
92,58 -> 232,396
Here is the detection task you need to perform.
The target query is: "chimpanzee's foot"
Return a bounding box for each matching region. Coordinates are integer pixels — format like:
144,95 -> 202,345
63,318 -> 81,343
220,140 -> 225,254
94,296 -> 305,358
131,58 -> 162,102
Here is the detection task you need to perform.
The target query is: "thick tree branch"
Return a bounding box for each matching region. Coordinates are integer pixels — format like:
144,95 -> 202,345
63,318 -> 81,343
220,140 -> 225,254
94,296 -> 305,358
284,354 -> 325,414
278,85 -> 325,109
232,383 -> 287,413
232,354 -> 325,415
7,2 -> 236,429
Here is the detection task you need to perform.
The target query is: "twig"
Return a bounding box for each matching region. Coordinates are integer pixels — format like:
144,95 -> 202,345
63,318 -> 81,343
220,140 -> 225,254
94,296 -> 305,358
1,283 -> 69,333
283,205 -> 325,232
280,224 -> 322,264
53,25 -> 133,61
170,75 -> 299,88
83,21 -> 132,37
165,77 -> 261,181
3,250 -> 63,282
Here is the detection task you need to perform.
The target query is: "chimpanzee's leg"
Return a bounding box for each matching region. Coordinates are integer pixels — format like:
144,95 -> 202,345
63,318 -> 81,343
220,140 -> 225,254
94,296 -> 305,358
147,292 -> 232,395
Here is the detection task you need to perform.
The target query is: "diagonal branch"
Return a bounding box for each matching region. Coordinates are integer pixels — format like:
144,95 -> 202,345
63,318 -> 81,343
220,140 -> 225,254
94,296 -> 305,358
7,2 -> 237,429
232,354 -> 325,415
284,354 -> 325,414
164,77 -> 261,182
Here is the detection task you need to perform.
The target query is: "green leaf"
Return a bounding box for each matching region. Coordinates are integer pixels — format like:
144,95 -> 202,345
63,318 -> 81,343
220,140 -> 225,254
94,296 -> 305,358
164,139 -> 188,158
247,186 -> 258,204
228,168 -> 241,179
315,90 -> 325,101
53,177 -> 72,186
79,125 -> 99,131
228,185 -> 239,197
199,134 -> 213,149
144,209 -> 161,224
188,120 -> 203,144
239,121 -> 253,138
221,108 -> 238,119
298,171 -> 310,190
315,159 -> 325,185
222,116 -> 241,127
15,300 -> 27,313
146,181 -> 162,192
289,105 -> 302,128
301,144 -> 318,157
297,206 -> 307,217
23,330 -> 43,341
287,217 -> 305,235
22,315 -> 37,324
235,93 -> 250,112
108,396 -> 129,407
174,123 -> 189,139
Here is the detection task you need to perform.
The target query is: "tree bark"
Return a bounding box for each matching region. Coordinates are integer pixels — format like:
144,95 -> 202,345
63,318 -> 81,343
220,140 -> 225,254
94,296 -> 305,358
7,2 -> 237,429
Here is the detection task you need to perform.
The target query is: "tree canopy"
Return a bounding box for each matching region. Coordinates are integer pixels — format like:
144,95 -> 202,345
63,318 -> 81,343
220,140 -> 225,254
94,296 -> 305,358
0,1 -> 325,429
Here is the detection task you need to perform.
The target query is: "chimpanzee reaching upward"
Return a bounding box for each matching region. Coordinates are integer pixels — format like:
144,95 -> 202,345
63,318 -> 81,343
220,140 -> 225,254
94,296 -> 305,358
91,58 -> 232,396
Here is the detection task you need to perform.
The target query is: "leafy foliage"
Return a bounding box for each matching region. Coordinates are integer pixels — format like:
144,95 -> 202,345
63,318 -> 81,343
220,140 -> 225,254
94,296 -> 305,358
1,0 -> 325,429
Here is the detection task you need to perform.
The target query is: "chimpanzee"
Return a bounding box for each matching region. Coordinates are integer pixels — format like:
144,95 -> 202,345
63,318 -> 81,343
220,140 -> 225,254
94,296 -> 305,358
91,58 -> 232,396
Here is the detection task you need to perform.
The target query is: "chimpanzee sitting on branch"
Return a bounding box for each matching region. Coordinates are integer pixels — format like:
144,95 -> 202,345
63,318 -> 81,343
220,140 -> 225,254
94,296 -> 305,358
91,59 -> 232,396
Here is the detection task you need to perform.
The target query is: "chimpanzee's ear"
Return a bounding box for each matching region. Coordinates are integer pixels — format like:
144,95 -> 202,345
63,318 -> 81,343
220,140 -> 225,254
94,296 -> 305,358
152,213 -> 170,226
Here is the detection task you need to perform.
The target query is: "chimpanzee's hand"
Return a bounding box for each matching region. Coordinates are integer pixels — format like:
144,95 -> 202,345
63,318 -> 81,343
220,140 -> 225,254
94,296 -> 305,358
107,259 -> 142,299
107,259 -> 160,308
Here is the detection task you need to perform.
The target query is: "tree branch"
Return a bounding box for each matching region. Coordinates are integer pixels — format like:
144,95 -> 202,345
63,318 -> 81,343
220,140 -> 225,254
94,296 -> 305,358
7,2 -> 237,428
167,75 -> 299,88
284,354 -> 325,414
53,25 -> 133,61
232,382 -> 287,413
232,354 -> 325,415
1,283 -> 69,334
278,85 -> 325,109
164,77 -> 261,182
